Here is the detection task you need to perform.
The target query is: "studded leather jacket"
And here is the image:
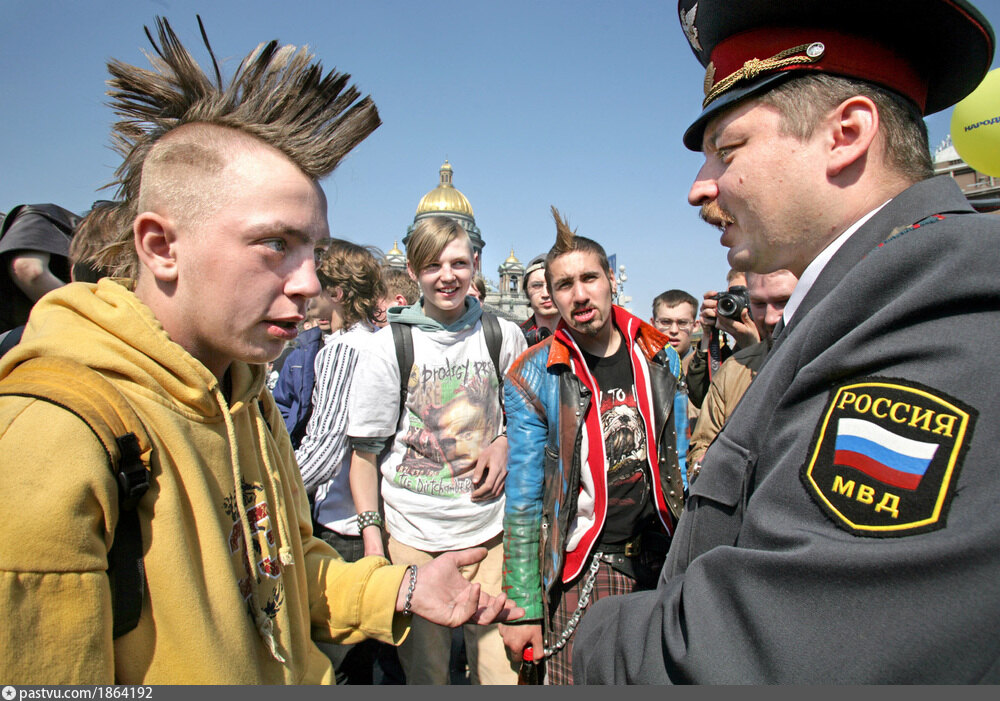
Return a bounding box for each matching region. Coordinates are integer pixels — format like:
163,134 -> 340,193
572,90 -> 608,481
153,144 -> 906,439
501,306 -> 685,624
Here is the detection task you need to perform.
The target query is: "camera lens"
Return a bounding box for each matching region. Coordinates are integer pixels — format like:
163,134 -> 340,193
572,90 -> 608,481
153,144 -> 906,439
718,297 -> 737,317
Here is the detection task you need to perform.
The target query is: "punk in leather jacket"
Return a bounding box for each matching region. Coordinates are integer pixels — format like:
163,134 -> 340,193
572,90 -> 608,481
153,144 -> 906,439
501,305 -> 686,626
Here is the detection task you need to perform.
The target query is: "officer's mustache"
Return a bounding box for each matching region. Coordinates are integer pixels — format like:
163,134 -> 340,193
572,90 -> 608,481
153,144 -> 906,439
700,201 -> 735,230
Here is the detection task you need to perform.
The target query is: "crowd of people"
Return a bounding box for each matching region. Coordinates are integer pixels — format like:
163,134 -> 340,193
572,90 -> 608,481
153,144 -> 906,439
1,0 -> 999,686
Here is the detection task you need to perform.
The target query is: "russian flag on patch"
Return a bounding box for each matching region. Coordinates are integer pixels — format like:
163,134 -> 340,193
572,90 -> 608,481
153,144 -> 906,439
833,417 -> 938,491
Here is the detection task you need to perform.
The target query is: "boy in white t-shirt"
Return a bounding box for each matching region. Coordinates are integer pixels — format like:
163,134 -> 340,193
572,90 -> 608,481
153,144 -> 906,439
348,216 -> 527,684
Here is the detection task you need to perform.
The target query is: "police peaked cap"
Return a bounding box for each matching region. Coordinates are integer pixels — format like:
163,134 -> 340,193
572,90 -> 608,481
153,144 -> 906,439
678,0 -> 996,150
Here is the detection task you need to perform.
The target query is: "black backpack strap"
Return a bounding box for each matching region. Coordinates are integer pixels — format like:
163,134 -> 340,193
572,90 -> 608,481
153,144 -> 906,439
390,322 -> 414,430
0,357 -> 151,638
480,312 -> 505,416
109,434 -> 147,638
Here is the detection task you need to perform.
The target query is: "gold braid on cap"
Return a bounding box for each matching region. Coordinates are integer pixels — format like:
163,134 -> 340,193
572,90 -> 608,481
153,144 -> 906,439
703,42 -> 824,107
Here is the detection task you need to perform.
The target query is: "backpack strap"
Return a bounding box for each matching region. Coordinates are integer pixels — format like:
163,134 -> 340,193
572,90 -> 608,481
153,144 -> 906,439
0,357 -> 152,638
390,322 -> 414,430
480,312 -> 505,416
481,312 -> 503,383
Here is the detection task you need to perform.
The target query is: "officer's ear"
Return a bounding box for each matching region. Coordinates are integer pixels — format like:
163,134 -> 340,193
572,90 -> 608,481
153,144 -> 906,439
824,95 -> 879,179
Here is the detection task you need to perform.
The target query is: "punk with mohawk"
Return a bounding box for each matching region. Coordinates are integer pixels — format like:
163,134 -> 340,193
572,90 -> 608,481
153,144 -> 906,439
94,16 -> 381,277
0,17 -> 521,685
543,206 -> 612,292
500,207 -> 687,684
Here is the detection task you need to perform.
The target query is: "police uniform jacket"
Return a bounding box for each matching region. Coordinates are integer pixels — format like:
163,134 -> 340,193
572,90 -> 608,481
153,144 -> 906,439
573,175 -> 1000,683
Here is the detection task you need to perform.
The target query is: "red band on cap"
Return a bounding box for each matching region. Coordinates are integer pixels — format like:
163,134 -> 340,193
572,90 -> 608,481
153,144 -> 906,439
709,27 -> 929,112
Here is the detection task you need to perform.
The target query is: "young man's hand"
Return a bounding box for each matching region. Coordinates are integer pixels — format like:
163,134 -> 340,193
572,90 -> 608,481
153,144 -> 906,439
500,622 -> 544,661
715,306 -> 759,349
471,435 -> 508,501
396,547 -> 525,626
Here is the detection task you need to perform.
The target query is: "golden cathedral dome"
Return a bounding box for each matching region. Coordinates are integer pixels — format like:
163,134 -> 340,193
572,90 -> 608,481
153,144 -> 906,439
415,160 -> 474,217
505,248 -> 520,264
387,240 -> 403,255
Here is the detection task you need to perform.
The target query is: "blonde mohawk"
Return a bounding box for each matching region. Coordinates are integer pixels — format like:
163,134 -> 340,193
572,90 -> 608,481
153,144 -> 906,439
94,16 -> 381,276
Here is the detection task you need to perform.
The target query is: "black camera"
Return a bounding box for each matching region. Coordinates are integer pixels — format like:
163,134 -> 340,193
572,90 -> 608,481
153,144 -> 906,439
711,285 -> 752,321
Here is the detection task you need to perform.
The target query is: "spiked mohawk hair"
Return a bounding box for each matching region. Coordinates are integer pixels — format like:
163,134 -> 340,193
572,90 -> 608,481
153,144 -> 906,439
92,16 -> 381,277
544,206 -> 612,287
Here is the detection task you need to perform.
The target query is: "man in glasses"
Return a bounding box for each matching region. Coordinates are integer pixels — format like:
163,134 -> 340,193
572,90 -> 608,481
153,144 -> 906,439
651,289 -> 700,363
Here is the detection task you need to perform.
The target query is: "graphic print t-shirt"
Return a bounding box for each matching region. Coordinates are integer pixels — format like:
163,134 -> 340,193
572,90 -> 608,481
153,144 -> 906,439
347,317 -> 526,551
583,342 -> 653,546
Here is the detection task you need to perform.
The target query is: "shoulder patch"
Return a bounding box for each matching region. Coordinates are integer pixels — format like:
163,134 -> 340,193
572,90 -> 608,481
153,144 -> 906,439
800,377 -> 976,537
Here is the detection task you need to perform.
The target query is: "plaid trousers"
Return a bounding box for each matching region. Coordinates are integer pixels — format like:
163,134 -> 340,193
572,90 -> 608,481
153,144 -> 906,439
545,556 -> 649,685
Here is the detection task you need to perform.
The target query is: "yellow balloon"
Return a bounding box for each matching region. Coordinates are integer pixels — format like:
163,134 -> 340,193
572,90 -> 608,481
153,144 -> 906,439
951,68 -> 1000,177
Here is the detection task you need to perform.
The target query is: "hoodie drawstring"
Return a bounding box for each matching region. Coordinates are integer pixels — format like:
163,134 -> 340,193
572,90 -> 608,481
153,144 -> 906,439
211,383 -> 289,665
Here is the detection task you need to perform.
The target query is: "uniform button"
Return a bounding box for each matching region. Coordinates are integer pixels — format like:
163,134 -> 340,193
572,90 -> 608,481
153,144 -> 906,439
669,490 -> 676,497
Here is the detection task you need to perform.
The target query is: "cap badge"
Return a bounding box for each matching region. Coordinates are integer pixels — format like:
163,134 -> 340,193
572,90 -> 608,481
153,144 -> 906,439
681,3 -> 702,52
703,62 -> 716,96
806,42 -> 826,59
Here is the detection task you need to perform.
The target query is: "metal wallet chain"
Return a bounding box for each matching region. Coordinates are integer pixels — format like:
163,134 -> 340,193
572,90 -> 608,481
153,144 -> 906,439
542,552 -> 603,658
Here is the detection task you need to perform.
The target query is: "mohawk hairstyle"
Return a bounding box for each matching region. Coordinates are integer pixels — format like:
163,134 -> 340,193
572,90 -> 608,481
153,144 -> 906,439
550,206 -> 576,255
92,16 -> 381,277
544,206 -> 612,287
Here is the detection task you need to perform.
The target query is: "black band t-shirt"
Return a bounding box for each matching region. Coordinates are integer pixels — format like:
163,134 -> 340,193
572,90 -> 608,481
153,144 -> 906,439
582,340 -> 654,546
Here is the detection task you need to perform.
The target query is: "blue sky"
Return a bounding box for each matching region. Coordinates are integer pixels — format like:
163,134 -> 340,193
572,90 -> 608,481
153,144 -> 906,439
2,0 -> 999,317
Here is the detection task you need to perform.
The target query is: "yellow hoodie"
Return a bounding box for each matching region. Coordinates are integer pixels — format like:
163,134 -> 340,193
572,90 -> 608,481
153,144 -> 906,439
0,279 -> 408,684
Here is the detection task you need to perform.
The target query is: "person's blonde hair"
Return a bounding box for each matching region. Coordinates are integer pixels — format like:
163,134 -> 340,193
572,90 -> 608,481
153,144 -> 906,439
405,217 -> 472,275
90,16 -> 380,277
471,274 -> 488,300
69,201 -> 125,282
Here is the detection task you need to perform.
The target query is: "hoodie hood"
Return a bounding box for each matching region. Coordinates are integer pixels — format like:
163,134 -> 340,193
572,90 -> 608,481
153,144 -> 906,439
386,295 -> 483,333
1,278 -> 266,415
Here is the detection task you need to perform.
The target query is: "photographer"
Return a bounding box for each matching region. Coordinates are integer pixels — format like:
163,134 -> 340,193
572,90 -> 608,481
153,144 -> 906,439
686,270 -> 798,484
686,270 -> 757,410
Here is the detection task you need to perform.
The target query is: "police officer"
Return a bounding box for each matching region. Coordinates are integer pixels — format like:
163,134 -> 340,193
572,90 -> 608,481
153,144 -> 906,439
573,0 -> 1000,683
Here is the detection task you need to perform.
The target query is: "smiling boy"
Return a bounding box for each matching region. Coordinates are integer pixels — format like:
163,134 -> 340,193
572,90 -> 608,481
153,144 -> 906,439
347,216 -> 527,684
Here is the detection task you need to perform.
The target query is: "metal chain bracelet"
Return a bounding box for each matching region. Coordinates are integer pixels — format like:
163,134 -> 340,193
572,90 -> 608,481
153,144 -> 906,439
402,565 -> 417,616
542,552 -> 603,658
